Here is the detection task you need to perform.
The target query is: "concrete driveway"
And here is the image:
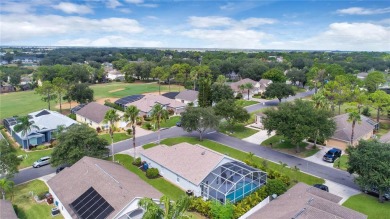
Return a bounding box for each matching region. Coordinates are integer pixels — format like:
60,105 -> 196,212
324,180 -> 361,204
243,129 -> 275,145
304,145 -> 335,168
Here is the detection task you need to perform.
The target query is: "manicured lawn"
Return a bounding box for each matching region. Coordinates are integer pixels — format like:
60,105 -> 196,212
333,155 -> 349,171
16,148 -> 53,169
141,116 -> 181,131
114,154 -> 185,200
218,123 -> 258,139
236,99 -> 259,107
342,194 -> 390,219
98,132 -> 132,143
143,137 -> 324,185
261,135 -> 317,158
10,180 -> 63,219
292,86 -> 307,93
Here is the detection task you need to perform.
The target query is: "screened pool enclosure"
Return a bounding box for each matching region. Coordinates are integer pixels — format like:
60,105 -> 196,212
200,161 -> 267,203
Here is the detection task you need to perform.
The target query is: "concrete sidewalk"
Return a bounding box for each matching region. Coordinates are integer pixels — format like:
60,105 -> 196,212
304,145 -> 334,168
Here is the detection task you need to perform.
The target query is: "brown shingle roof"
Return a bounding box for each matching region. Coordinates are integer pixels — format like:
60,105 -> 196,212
75,102 -> 112,123
47,156 -> 162,219
230,78 -> 258,92
126,94 -> 186,113
175,90 -> 198,102
247,183 -> 367,219
141,143 -> 225,185
331,114 -> 376,142
0,199 -> 18,219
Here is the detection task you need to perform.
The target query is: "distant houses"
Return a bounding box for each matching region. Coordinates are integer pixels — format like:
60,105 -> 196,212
4,109 -> 77,149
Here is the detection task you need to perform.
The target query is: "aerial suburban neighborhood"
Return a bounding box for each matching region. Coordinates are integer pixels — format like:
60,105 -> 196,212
1,0 -> 390,219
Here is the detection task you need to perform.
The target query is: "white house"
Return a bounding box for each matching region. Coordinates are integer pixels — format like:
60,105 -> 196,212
175,90 -> 198,107
140,143 -> 267,203
47,156 -> 162,219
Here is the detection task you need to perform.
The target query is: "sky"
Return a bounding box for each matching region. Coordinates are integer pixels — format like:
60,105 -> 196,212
1,0 -> 389,51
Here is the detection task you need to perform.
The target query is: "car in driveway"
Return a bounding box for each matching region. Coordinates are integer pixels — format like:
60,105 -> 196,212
176,121 -> 182,127
32,156 -> 51,168
323,148 -> 342,163
313,184 -> 329,192
363,187 -> 390,201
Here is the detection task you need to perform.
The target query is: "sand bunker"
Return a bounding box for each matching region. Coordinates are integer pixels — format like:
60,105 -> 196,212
109,88 -> 125,93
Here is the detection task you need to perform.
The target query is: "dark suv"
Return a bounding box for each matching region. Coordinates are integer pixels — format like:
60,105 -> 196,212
363,187 -> 390,201
323,148 -> 342,163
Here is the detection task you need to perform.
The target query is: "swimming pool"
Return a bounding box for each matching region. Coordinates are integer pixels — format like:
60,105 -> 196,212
226,182 -> 259,202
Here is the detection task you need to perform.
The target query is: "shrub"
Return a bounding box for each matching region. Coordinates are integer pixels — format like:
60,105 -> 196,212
37,191 -> 48,200
234,186 -> 268,218
265,179 -> 287,196
145,123 -> 153,130
104,100 -> 124,111
132,157 -> 141,166
168,109 -> 174,115
144,116 -> 152,122
96,127 -> 102,133
68,113 -> 76,120
362,106 -> 371,117
188,197 -> 212,218
146,168 -> 159,179
210,200 -> 234,219
31,145 -> 48,151
235,93 -> 243,99
136,117 -> 143,125
126,129 -> 132,135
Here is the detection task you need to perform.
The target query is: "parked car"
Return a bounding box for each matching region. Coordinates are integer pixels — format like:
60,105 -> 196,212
56,164 -> 70,174
313,184 -> 329,192
32,156 -> 51,168
176,121 -> 182,127
363,187 -> 390,201
323,148 -> 342,163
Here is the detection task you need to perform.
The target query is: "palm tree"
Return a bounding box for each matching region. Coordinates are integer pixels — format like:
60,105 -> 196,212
13,116 -> 39,149
0,178 -> 14,200
244,82 -> 254,100
104,109 -> 120,162
348,111 -> 361,145
138,195 -> 190,219
312,91 -> 329,109
123,106 -> 140,158
151,104 -> 169,144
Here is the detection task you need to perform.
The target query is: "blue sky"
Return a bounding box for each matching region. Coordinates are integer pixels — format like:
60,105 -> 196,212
1,0 -> 389,51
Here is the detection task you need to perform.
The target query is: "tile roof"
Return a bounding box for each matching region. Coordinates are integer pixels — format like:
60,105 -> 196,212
141,143 -> 225,185
0,199 -> 18,219
47,156 -> 162,219
248,183 -> 367,219
75,102 -> 112,124
332,114 -> 377,142
126,94 -> 186,113
229,78 -> 258,92
175,90 -> 198,102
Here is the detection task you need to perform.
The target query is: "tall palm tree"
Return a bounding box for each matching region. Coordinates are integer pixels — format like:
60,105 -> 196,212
348,111 -> 361,145
244,82 -> 254,100
0,178 -> 14,200
13,116 -> 39,149
139,195 -> 190,219
123,106 -> 140,158
312,91 -> 329,110
104,109 -> 120,162
151,104 -> 169,144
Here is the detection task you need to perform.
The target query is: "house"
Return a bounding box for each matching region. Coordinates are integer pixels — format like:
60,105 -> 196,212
175,90 -> 199,106
162,92 -> 179,100
258,79 -> 272,94
0,199 -> 18,219
356,72 -> 368,80
4,109 -> 77,149
75,102 -> 127,131
327,114 -> 378,150
126,94 -> 187,117
245,183 -> 367,219
140,143 -> 267,204
47,156 -> 162,219
229,78 -> 259,99
0,83 -> 15,93
106,68 -> 125,81
114,95 -> 144,109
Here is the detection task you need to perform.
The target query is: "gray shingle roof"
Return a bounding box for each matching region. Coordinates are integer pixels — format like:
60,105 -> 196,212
47,156 -> 162,219
75,102 -> 112,124
175,90 -> 198,102
332,114 -> 377,142
230,78 -> 258,92
248,183 -> 367,219
0,200 -> 18,219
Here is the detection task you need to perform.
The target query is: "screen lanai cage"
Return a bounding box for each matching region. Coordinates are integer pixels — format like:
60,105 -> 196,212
200,161 -> 267,204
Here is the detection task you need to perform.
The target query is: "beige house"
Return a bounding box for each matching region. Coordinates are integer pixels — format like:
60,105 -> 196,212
258,79 -> 272,94
126,94 -> 187,116
326,114 -> 378,150
75,102 -> 127,131
230,78 -> 259,99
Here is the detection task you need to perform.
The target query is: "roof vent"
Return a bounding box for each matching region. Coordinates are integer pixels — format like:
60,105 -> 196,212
201,151 -> 205,155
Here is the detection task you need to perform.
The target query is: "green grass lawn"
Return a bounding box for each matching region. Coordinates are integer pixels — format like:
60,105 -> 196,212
292,86 -> 307,93
141,116 -> 181,131
236,99 -> 259,107
333,154 -> 349,171
16,148 -> 53,169
10,180 -> 63,219
143,137 -> 324,185
114,154 -> 185,200
218,123 -> 258,139
98,132 -> 132,143
342,194 -> 390,219
261,135 -> 317,158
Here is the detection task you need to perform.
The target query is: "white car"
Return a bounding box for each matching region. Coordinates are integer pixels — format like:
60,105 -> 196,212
33,156 -> 51,168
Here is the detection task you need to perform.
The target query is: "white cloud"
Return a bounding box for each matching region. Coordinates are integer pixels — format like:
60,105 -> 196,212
240,18 -> 277,27
220,2 -> 235,11
0,2 -> 35,14
138,4 -> 158,8
56,36 -> 163,47
52,2 -> 93,14
106,0 -> 122,9
336,7 -> 390,15
125,0 -> 144,4
119,8 -> 132,13
146,16 -> 158,20
188,16 -> 233,28
1,14 -> 143,42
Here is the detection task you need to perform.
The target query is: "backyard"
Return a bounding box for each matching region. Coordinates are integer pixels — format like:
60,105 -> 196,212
10,180 -> 63,219
261,135 -> 319,158
342,194 -> 390,219
143,137 -> 324,185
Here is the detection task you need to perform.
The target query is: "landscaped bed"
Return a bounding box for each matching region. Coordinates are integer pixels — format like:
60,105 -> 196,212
261,135 -> 319,158
342,193 -> 390,219
142,137 -> 324,185
10,180 -> 63,219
